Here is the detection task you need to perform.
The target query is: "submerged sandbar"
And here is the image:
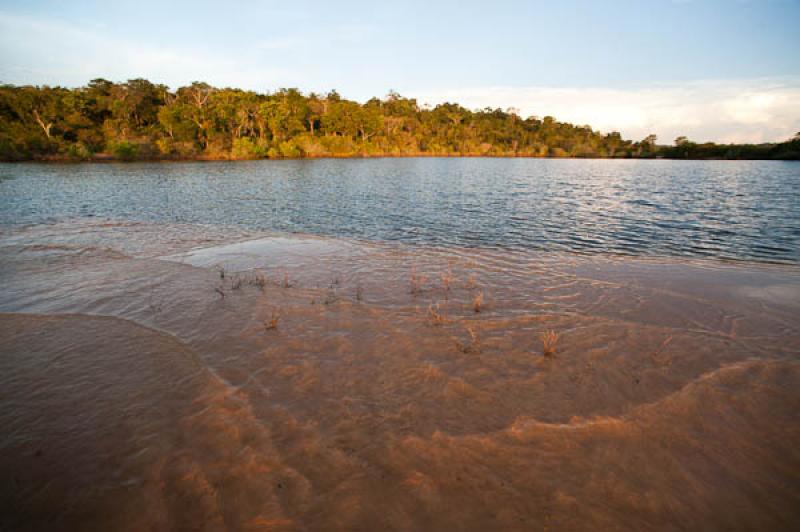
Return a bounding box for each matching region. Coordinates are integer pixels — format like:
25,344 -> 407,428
1,220 -> 799,530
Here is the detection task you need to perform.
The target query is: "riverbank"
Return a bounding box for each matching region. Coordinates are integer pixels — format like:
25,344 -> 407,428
6,150 -> 800,163
1,219 -> 798,530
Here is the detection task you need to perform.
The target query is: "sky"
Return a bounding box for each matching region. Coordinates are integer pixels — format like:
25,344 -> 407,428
1,0 -> 798,143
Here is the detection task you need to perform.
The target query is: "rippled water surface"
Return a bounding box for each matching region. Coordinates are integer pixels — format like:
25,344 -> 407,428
1,158 -> 798,262
2,159 -> 800,530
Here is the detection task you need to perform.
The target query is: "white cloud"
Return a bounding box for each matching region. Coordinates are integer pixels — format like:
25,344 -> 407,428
409,79 -> 800,144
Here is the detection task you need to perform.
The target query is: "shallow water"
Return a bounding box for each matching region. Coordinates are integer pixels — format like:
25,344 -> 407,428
1,158 -> 799,263
1,220 -> 799,530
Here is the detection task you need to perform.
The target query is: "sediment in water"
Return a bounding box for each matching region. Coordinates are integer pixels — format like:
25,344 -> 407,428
1,220 -> 798,530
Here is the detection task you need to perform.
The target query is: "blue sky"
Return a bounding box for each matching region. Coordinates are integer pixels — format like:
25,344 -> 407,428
1,0 -> 799,142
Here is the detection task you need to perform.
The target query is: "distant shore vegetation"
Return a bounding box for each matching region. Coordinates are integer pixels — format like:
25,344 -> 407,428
1,79 -> 798,162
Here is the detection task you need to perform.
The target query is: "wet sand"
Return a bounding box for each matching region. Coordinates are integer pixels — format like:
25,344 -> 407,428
1,220 -> 799,531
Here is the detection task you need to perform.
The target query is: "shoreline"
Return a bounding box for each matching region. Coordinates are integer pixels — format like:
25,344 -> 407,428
3,152 -> 798,164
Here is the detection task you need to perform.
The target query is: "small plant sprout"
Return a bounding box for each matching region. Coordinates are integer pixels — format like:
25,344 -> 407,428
456,326 -> 481,354
410,266 -> 428,295
540,329 -> 559,357
323,288 -> 339,305
651,335 -> 674,366
264,309 -> 281,330
147,289 -> 162,313
472,291 -> 484,313
427,302 -> 448,326
441,265 -> 454,292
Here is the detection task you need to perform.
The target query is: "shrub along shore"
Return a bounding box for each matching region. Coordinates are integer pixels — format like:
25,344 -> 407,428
2,79 -> 798,162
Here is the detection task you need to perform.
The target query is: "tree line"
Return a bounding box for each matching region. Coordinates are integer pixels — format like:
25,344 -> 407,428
1,79 -> 798,161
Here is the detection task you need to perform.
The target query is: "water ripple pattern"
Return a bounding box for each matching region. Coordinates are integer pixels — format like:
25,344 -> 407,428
1,158 -> 798,263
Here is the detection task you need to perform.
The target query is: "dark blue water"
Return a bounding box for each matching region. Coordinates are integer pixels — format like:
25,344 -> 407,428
1,158 -> 798,263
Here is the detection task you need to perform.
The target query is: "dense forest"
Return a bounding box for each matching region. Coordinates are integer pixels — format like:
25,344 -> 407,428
1,79 -> 798,161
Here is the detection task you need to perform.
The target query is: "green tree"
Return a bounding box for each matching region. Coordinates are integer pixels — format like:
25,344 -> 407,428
1,79 -> 797,162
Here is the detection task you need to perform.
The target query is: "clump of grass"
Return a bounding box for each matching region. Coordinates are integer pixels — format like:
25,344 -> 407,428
427,302 -> 448,326
410,266 -> 428,295
250,272 -> 267,291
264,309 -> 281,330
323,289 -> 339,305
455,326 -> 482,354
540,329 -> 559,357
472,291 -> 484,313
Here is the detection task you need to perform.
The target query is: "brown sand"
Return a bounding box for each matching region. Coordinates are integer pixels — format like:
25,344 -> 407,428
1,220 -> 798,531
